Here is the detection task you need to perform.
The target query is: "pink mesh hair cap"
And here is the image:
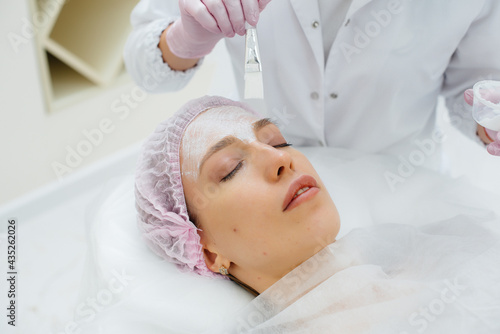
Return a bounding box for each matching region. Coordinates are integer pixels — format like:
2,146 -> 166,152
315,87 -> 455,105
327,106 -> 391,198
134,95 -> 259,279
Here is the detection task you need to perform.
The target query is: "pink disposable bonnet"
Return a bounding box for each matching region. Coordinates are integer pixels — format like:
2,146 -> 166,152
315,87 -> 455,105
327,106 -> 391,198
134,95 -> 259,278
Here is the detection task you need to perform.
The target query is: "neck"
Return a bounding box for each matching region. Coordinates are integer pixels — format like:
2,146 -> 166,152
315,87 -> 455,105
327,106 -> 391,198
230,269 -> 285,295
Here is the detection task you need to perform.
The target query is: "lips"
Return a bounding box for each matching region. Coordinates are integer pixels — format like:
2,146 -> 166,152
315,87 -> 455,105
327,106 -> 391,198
282,175 -> 319,211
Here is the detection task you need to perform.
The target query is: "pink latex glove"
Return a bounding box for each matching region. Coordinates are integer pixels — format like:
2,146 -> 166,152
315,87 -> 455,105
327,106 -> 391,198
167,0 -> 271,59
464,89 -> 500,156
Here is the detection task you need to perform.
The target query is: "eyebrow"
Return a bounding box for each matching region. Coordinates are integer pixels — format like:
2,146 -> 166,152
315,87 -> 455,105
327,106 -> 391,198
198,118 -> 276,173
253,118 -> 275,132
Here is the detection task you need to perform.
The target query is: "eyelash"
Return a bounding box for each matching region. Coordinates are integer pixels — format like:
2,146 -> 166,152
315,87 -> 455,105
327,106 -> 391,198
220,142 -> 292,182
272,143 -> 293,148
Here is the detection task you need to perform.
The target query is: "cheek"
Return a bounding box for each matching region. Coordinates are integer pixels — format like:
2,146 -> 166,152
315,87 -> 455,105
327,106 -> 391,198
204,184 -> 277,236
210,189 -> 270,225
220,171 -> 274,210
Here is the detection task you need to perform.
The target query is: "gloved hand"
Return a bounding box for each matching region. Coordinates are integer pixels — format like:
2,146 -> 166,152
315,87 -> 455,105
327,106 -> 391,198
464,89 -> 500,156
486,131 -> 500,155
167,0 -> 271,59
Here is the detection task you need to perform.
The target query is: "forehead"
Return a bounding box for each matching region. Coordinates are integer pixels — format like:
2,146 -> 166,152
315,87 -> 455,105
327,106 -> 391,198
190,105 -> 258,129
180,106 -> 260,178
184,106 -> 259,141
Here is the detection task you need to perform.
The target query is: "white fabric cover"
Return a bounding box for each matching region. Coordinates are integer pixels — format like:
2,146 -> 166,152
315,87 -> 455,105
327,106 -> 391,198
78,148 -> 500,333
212,216 -> 500,333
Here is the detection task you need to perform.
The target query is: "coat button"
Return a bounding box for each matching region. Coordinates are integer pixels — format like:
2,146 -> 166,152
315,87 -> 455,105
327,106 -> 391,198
312,21 -> 320,28
310,92 -> 319,100
330,93 -> 338,99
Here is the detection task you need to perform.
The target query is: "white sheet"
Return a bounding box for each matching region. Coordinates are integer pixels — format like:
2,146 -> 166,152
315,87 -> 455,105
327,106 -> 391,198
77,148 -> 500,333
211,216 -> 500,333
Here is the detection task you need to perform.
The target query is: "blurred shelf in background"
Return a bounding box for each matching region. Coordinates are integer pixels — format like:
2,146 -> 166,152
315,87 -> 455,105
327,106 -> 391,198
31,0 -> 138,112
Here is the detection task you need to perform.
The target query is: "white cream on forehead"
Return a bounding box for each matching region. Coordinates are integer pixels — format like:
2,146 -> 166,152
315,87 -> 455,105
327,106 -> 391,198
181,106 -> 258,179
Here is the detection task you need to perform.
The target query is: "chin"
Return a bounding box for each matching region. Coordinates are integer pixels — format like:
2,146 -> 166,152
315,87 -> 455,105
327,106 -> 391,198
303,219 -> 338,252
311,207 -> 340,245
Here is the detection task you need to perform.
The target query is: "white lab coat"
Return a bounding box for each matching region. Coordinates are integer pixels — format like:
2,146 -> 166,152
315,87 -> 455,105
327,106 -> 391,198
124,0 -> 500,154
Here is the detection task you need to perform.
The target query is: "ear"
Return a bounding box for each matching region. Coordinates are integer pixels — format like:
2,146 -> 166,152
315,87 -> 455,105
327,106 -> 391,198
202,246 -> 233,274
203,247 -> 223,273
199,232 -> 231,273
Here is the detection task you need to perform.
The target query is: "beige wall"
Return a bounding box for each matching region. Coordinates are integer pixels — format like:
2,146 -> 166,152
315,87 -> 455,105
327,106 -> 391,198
0,0 -> 235,205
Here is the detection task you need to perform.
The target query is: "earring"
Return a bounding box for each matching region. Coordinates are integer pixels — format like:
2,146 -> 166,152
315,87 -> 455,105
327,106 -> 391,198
219,266 -> 228,275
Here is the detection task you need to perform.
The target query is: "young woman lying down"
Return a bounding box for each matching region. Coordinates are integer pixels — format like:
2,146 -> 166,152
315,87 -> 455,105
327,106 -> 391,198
134,96 -> 500,333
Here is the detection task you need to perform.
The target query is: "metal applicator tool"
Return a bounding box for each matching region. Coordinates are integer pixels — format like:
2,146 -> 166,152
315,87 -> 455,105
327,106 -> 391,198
244,22 -> 263,99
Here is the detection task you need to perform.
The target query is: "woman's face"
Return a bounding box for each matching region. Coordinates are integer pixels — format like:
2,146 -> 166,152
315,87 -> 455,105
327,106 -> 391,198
181,106 -> 340,292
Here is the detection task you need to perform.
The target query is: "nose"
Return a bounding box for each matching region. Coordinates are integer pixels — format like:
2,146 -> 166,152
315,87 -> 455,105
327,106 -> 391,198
252,142 -> 293,182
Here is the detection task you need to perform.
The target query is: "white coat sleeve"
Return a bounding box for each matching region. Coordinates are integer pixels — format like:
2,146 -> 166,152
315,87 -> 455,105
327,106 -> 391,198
441,0 -> 500,144
123,0 -> 203,93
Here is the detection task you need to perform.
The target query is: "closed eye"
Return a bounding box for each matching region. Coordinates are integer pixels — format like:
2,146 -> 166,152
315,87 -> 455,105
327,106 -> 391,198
220,143 -> 292,182
273,143 -> 292,148
221,161 -> 243,182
